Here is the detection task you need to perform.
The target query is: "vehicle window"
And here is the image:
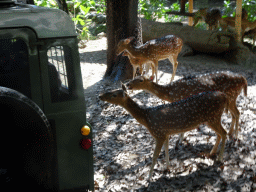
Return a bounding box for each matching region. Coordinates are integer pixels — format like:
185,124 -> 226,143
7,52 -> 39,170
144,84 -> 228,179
47,46 -> 77,102
0,38 -> 31,98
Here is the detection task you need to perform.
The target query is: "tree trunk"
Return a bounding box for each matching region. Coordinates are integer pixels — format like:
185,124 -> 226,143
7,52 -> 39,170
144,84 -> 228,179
180,0 -> 187,13
55,0 -> 69,14
26,0 -> 34,4
141,18 -> 236,54
105,0 -> 141,82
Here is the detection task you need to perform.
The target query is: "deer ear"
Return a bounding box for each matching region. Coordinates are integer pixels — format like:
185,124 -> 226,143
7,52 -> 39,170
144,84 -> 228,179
121,82 -> 127,92
149,76 -> 155,82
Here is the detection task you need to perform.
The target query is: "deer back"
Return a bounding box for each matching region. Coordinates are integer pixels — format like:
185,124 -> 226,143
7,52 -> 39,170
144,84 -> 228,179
145,91 -> 228,140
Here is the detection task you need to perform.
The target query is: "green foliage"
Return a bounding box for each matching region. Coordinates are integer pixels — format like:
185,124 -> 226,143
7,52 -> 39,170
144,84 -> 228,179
139,0 -> 189,22
164,1 -> 189,22
194,22 -> 207,30
95,0 -> 106,14
223,0 -> 256,22
68,0 -> 93,40
139,0 -> 166,21
34,0 -> 57,8
34,0 -> 107,40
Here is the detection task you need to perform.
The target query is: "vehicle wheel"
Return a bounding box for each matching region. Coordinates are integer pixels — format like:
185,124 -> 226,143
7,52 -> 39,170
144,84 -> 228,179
0,87 -> 54,190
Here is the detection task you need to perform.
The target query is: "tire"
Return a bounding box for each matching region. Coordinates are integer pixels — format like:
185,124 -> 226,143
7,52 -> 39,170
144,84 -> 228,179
0,87 -> 55,190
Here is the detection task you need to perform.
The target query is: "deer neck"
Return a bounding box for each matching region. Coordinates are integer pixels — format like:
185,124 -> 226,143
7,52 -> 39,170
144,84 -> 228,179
121,97 -> 148,127
126,44 -> 145,58
146,82 -> 169,99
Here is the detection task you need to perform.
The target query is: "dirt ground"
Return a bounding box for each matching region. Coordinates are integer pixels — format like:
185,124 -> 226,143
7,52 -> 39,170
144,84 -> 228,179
80,37 -> 256,191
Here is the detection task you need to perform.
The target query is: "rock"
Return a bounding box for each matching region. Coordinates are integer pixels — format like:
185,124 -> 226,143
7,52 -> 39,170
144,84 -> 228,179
179,43 -> 194,57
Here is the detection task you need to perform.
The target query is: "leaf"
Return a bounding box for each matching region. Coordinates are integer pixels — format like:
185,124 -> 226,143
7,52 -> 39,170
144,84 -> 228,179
74,2 -> 81,8
80,5 -> 90,15
90,0 -> 95,6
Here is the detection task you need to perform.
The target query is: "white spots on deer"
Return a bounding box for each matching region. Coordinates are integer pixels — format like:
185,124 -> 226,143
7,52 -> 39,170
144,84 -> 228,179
116,35 -> 183,83
125,71 -> 247,139
99,87 -> 229,180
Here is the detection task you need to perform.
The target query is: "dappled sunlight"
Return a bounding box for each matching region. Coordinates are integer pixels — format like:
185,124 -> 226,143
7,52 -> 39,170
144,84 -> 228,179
81,36 -> 256,191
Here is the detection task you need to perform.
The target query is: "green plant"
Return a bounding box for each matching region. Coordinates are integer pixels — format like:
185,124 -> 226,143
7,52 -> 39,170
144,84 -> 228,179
35,0 -> 97,40
71,2 -> 92,40
139,0 -> 188,22
95,0 -> 106,14
34,0 -> 57,8
223,0 -> 256,21
164,1 -> 189,22
194,22 -> 207,30
139,0 -> 166,21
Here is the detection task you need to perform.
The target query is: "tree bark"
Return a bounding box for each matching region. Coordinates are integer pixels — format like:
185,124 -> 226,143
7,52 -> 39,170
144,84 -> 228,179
55,0 -> 69,14
26,0 -> 34,4
105,0 -> 140,82
180,0 -> 187,13
141,18 -> 236,54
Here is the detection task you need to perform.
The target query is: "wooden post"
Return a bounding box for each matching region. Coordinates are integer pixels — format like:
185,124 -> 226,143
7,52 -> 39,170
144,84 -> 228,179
188,0 -> 193,26
235,0 -> 242,42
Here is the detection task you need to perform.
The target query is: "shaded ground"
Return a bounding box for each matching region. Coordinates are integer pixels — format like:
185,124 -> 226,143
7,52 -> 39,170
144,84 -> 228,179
80,37 -> 256,191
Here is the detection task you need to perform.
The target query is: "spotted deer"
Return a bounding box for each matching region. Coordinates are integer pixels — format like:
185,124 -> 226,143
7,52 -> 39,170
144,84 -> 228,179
193,8 -> 222,30
99,84 -> 228,180
116,35 -> 183,83
220,9 -> 256,36
122,50 -> 153,78
125,71 -> 247,141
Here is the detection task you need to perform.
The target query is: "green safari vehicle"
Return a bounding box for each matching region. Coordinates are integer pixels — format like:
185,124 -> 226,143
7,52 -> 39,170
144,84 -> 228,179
0,1 -> 94,191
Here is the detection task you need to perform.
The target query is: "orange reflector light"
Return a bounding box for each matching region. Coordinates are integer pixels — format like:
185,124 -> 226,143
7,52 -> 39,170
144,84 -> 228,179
81,125 -> 90,136
80,139 -> 92,150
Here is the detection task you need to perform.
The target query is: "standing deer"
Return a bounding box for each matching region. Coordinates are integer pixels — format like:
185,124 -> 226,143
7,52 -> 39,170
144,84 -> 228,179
220,9 -> 256,36
193,8 -> 222,30
116,35 -> 183,83
99,84 -> 228,180
125,71 -> 247,141
122,50 -> 153,78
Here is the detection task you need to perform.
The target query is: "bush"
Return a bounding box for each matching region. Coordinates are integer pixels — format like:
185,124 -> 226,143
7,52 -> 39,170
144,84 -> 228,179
223,0 -> 256,22
34,0 -> 106,40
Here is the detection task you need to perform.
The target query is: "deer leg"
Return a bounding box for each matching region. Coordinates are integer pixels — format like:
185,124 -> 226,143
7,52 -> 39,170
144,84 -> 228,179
168,56 -> 178,82
153,61 -> 159,83
138,65 -> 143,76
148,139 -> 165,180
217,124 -> 227,161
227,100 -> 240,138
143,62 -> 151,75
132,65 -> 137,79
163,138 -> 169,170
175,133 -> 184,148
228,112 -> 236,137
208,120 -> 227,161
233,106 -> 240,139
